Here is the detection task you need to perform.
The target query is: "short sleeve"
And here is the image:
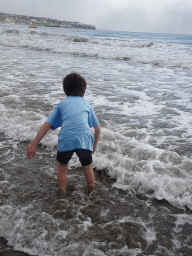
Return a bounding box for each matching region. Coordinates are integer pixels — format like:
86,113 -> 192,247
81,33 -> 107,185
88,107 -> 99,128
45,105 -> 62,130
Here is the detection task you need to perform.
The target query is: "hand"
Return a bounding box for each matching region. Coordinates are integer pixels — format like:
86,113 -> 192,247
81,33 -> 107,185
26,122 -> 51,159
26,144 -> 36,159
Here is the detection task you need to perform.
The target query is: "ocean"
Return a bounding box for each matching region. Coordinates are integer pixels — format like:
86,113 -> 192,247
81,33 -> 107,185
0,24 -> 192,256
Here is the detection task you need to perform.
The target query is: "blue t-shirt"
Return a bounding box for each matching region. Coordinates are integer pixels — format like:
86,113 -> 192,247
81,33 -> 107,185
46,96 -> 99,152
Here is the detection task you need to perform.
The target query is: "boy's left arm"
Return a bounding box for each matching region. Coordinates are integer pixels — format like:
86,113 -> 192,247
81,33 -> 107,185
26,122 -> 51,159
92,124 -> 101,154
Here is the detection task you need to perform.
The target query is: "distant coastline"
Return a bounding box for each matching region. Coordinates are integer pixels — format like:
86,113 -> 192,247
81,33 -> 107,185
0,12 -> 96,30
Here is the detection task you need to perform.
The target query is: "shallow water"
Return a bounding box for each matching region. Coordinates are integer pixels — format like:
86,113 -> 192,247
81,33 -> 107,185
1,132 -> 192,256
0,24 -> 192,255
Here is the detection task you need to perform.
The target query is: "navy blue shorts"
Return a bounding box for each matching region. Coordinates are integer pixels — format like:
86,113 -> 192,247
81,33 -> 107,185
57,149 -> 92,166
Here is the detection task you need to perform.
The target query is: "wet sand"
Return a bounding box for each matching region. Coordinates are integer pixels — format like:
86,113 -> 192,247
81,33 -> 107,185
0,237 -> 33,256
1,134 -> 192,255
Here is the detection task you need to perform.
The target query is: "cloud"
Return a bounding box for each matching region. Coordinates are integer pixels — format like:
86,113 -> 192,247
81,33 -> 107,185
96,7 -> 147,32
95,0 -> 192,34
0,0 -> 192,34
141,1 -> 192,34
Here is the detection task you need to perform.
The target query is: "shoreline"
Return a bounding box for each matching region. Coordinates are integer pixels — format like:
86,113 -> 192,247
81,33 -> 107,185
0,12 -> 96,30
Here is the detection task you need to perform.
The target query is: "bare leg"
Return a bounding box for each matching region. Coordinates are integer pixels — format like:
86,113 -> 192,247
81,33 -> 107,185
82,164 -> 95,192
57,163 -> 68,192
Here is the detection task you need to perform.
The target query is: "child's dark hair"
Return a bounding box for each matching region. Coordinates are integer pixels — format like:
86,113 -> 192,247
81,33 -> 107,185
63,73 -> 86,97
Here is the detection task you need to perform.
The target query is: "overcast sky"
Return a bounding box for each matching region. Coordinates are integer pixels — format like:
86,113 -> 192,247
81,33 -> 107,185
1,0 -> 192,34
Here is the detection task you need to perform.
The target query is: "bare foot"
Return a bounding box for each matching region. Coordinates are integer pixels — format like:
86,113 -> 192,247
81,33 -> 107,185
87,185 -> 95,194
66,185 -> 75,191
58,188 -> 66,194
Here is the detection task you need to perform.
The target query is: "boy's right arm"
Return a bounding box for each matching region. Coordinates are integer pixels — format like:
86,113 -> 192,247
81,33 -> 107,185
92,124 -> 101,154
26,122 -> 51,159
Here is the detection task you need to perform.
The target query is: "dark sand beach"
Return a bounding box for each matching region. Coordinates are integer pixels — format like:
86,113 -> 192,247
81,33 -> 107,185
0,237 -> 33,256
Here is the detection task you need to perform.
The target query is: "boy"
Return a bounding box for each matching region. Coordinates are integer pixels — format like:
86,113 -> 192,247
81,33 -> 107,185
26,73 -> 101,193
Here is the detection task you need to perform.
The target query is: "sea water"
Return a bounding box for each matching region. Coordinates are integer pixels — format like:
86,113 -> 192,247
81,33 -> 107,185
0,24 -> 192,255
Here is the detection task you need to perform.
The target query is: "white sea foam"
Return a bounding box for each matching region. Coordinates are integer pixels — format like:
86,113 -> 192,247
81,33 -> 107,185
0,26 -> 192,70
1,87 -> 192,210
91,128 -> 192,209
